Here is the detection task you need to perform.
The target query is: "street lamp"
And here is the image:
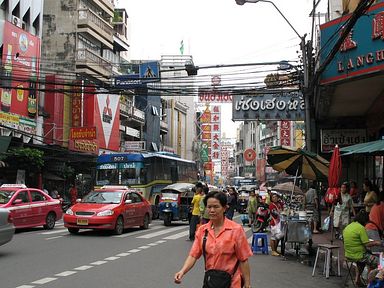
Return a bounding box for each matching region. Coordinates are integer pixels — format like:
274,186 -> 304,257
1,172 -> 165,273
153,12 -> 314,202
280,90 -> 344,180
235,0 -> 312,151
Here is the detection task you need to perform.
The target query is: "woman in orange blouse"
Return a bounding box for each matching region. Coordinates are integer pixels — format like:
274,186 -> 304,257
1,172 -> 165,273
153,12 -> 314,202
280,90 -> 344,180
174,191 -> 253,288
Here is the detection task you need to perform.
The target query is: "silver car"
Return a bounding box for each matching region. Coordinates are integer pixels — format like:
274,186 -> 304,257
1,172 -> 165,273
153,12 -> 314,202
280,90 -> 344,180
0,208 -> 15,246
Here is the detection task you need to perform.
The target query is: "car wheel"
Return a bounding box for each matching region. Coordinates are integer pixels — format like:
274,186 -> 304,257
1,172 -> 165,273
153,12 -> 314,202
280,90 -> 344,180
164,213 -> 172,226
114,216 -> 124,235
140,214 -> 150,229
68,228 -> 79,234
43,212 -> 56,230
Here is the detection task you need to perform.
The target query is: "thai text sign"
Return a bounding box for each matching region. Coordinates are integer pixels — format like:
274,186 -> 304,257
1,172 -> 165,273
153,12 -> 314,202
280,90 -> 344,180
232,91 -> 304,121
68,139 -> 99,155
320,3 -> 384,84
320,129 -> 367,152
70,127 -> 97,140
198,89 -> 232,103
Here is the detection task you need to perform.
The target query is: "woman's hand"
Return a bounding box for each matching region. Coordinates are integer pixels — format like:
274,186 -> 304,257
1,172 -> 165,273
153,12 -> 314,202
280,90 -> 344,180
174,270 -> 184,284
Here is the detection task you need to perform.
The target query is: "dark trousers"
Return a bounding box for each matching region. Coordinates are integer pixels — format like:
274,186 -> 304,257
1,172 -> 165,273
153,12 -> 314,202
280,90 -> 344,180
189,215 -> 200,240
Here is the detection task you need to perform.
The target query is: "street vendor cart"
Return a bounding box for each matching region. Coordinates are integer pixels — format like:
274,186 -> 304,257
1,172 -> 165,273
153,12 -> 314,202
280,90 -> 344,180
281,214 -> 312,257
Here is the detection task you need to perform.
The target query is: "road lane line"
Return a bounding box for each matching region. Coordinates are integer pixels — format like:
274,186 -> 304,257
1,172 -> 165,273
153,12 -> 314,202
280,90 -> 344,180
90,261 -> 107,265
162,230 -> 189,240
147,243 -> 158,246
45,236 -> 63,240
15,286 -> 35,288
138,245 -> 150,249
55,271 -> 77,277
113,225 -> 162,238
31,277 -> 57,284
116,252 -> 131,257
105,256 -> 120,261
155,240 -> 166,244
136,226 -> 186,238
41,229 -> 68,235
127,249 -> 141,253
74,265 -> 93,271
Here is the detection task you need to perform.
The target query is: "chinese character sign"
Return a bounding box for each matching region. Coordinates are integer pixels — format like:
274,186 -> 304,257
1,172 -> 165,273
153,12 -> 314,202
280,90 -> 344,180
211,105 -> 221,161
280,120 -> 291,146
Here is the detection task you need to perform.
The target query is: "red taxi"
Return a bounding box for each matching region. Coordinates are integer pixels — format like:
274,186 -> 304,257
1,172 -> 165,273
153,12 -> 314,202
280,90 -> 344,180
63,186 -> 152,235
0,184 -> 63,229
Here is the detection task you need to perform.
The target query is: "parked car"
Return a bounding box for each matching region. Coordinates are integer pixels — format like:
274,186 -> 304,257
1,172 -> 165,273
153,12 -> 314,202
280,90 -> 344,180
0,184 -> 63,230
0,208 -> 15,246
64,186 -> 152,235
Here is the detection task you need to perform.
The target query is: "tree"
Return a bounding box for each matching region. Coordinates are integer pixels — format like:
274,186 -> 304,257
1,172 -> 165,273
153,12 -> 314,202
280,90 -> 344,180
3,147 -> 44,170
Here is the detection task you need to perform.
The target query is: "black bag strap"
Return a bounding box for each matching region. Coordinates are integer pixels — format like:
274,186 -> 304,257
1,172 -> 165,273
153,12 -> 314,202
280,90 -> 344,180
368,220 -> 383,238
202,229 -> 239,275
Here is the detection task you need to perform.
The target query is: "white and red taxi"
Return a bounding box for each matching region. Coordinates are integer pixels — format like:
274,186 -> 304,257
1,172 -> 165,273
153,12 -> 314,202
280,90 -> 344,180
64,186 -> 152,235
0,184 -> 63,229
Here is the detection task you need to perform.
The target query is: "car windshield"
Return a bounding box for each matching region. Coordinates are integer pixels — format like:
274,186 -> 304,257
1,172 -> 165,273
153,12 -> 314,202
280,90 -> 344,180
82,191 -> 122,204
0,190 -> 15,204
161,192 -> 179,201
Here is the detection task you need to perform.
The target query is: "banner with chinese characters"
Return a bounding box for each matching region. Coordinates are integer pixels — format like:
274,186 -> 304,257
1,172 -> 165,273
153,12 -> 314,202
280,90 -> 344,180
280,120 -> 292,146
210,105 -> 221,161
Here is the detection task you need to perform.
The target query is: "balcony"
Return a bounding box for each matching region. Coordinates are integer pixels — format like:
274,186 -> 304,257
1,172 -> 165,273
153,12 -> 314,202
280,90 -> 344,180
125,127 -> 140,138
76,48 -> 113,78
120,102 -> 131,116
160,120 -> 168,133
132,107 -> 145,122
92,0 -> 114,17
78,9 -> 114,49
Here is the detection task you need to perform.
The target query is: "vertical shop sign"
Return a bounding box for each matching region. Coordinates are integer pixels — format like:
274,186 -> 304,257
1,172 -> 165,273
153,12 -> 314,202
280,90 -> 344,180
280,120 -> 291,146
211,105 -> 221,160
72,81 -> 82,127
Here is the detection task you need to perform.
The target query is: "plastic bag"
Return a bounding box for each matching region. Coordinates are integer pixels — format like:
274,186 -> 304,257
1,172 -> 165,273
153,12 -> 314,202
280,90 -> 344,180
322,216 -> 330,231
271,221 -> 285,240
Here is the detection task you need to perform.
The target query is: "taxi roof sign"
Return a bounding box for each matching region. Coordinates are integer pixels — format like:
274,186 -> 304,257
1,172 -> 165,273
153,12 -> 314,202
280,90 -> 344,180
100,185 -> 130,190
1,184 -> 27,189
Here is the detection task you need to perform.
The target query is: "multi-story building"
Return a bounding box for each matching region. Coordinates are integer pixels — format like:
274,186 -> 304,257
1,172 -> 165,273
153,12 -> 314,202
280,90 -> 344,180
159,55 -> 196,161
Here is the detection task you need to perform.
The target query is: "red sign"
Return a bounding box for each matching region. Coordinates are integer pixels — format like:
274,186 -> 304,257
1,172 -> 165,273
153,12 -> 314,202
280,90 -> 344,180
68,139 -> 99,155
244,148 -> 256,162
280,120 -> 291,146
72,81 -> 82,127
70,127 -> 97,140
0,21 -> 41,119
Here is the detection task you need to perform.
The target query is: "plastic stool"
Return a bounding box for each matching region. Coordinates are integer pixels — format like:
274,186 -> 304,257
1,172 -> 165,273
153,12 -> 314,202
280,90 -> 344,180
312,244 -> 340,279
251,233 -> 269,254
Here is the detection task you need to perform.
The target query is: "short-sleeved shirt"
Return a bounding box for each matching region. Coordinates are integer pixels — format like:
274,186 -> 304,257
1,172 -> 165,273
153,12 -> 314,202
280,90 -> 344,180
343,221 -> 369,261
191,194 -> 202,216
189,218 -> 253,288
305,188 -> 318,206
365,202 -> 384,232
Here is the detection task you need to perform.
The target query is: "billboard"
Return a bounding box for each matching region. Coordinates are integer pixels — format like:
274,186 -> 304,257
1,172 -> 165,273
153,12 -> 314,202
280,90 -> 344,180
1,21 -> 40,119
232,91 -> 304,121
320,2 -> 384,84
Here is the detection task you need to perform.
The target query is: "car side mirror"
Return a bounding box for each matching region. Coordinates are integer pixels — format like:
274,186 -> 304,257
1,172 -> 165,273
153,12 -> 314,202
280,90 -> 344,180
125,199 -> 132,204
13,199 -> 22,205
76,198 -> 81,203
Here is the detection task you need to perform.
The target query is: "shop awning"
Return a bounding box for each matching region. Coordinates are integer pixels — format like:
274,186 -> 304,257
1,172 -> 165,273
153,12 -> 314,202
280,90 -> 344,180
340,139 -> 384,156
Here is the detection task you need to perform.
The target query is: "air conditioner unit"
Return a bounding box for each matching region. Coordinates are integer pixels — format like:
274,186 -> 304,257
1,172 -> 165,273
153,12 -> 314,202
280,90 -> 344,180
11,16 -> 22,28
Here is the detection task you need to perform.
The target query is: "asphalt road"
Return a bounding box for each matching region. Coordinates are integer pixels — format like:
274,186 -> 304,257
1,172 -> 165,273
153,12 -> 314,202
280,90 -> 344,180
0,215 -> 346,288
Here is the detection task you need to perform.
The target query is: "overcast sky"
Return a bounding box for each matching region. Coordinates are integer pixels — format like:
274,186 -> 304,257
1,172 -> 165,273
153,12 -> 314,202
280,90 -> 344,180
120,0 -> 327,138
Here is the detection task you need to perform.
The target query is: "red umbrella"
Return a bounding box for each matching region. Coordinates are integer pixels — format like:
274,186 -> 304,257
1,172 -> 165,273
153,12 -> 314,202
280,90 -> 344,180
328,145 -> 342,189
326,145 -> 342,243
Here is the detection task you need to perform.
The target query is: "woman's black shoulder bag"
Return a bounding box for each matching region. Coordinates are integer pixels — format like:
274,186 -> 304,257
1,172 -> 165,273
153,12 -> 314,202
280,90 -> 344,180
202,229 -> 239,288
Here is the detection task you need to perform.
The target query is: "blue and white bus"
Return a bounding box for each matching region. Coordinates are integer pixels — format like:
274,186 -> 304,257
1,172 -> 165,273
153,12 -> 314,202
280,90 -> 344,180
95,152 -> 198,218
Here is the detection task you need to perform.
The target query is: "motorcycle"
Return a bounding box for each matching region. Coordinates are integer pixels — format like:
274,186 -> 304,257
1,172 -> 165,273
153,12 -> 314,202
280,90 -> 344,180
251,203 -> 271,233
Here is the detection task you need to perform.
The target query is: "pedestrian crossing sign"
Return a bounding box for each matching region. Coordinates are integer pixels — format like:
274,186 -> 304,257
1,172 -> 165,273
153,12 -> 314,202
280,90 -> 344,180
139,61 -> 160,83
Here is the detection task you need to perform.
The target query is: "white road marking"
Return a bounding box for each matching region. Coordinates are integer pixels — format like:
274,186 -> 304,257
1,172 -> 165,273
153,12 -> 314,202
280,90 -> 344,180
90,261 -> 107,265
15,286 -> 35,288
45,236 -> 63,240
55,271 -> 77,277
127,249 -> 141,253
138,245 -> 150,249
116,252 -> 131,257
155,240 -> 167,244
105,256 -> 120,261
41,229 -> 68,235
136,226 -> 186,239
74,265 -> 93,271
31,277 -> 57,284
147,243 -> 158,246
162,230 -> 189,240
113,225 -> 162,238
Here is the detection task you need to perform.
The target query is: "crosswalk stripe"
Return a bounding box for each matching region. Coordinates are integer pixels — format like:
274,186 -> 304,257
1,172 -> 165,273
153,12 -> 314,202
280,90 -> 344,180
162,230 -> 189,240
41,229 -> 68,235
113,225 -> 162,238
136,226 -> 186,239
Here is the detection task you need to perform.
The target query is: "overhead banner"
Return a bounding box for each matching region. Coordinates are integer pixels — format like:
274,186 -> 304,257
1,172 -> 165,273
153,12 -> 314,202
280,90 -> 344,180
198,88 -> 233,104
232,91 -> 304,121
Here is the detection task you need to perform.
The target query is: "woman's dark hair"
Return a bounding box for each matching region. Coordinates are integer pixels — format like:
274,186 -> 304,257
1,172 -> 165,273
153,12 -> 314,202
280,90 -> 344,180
203,191 -> 227,207
354,210 -> 369,226
364,179 -> 373,191
203,186 -> 209,195
341,181 -> 350,191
